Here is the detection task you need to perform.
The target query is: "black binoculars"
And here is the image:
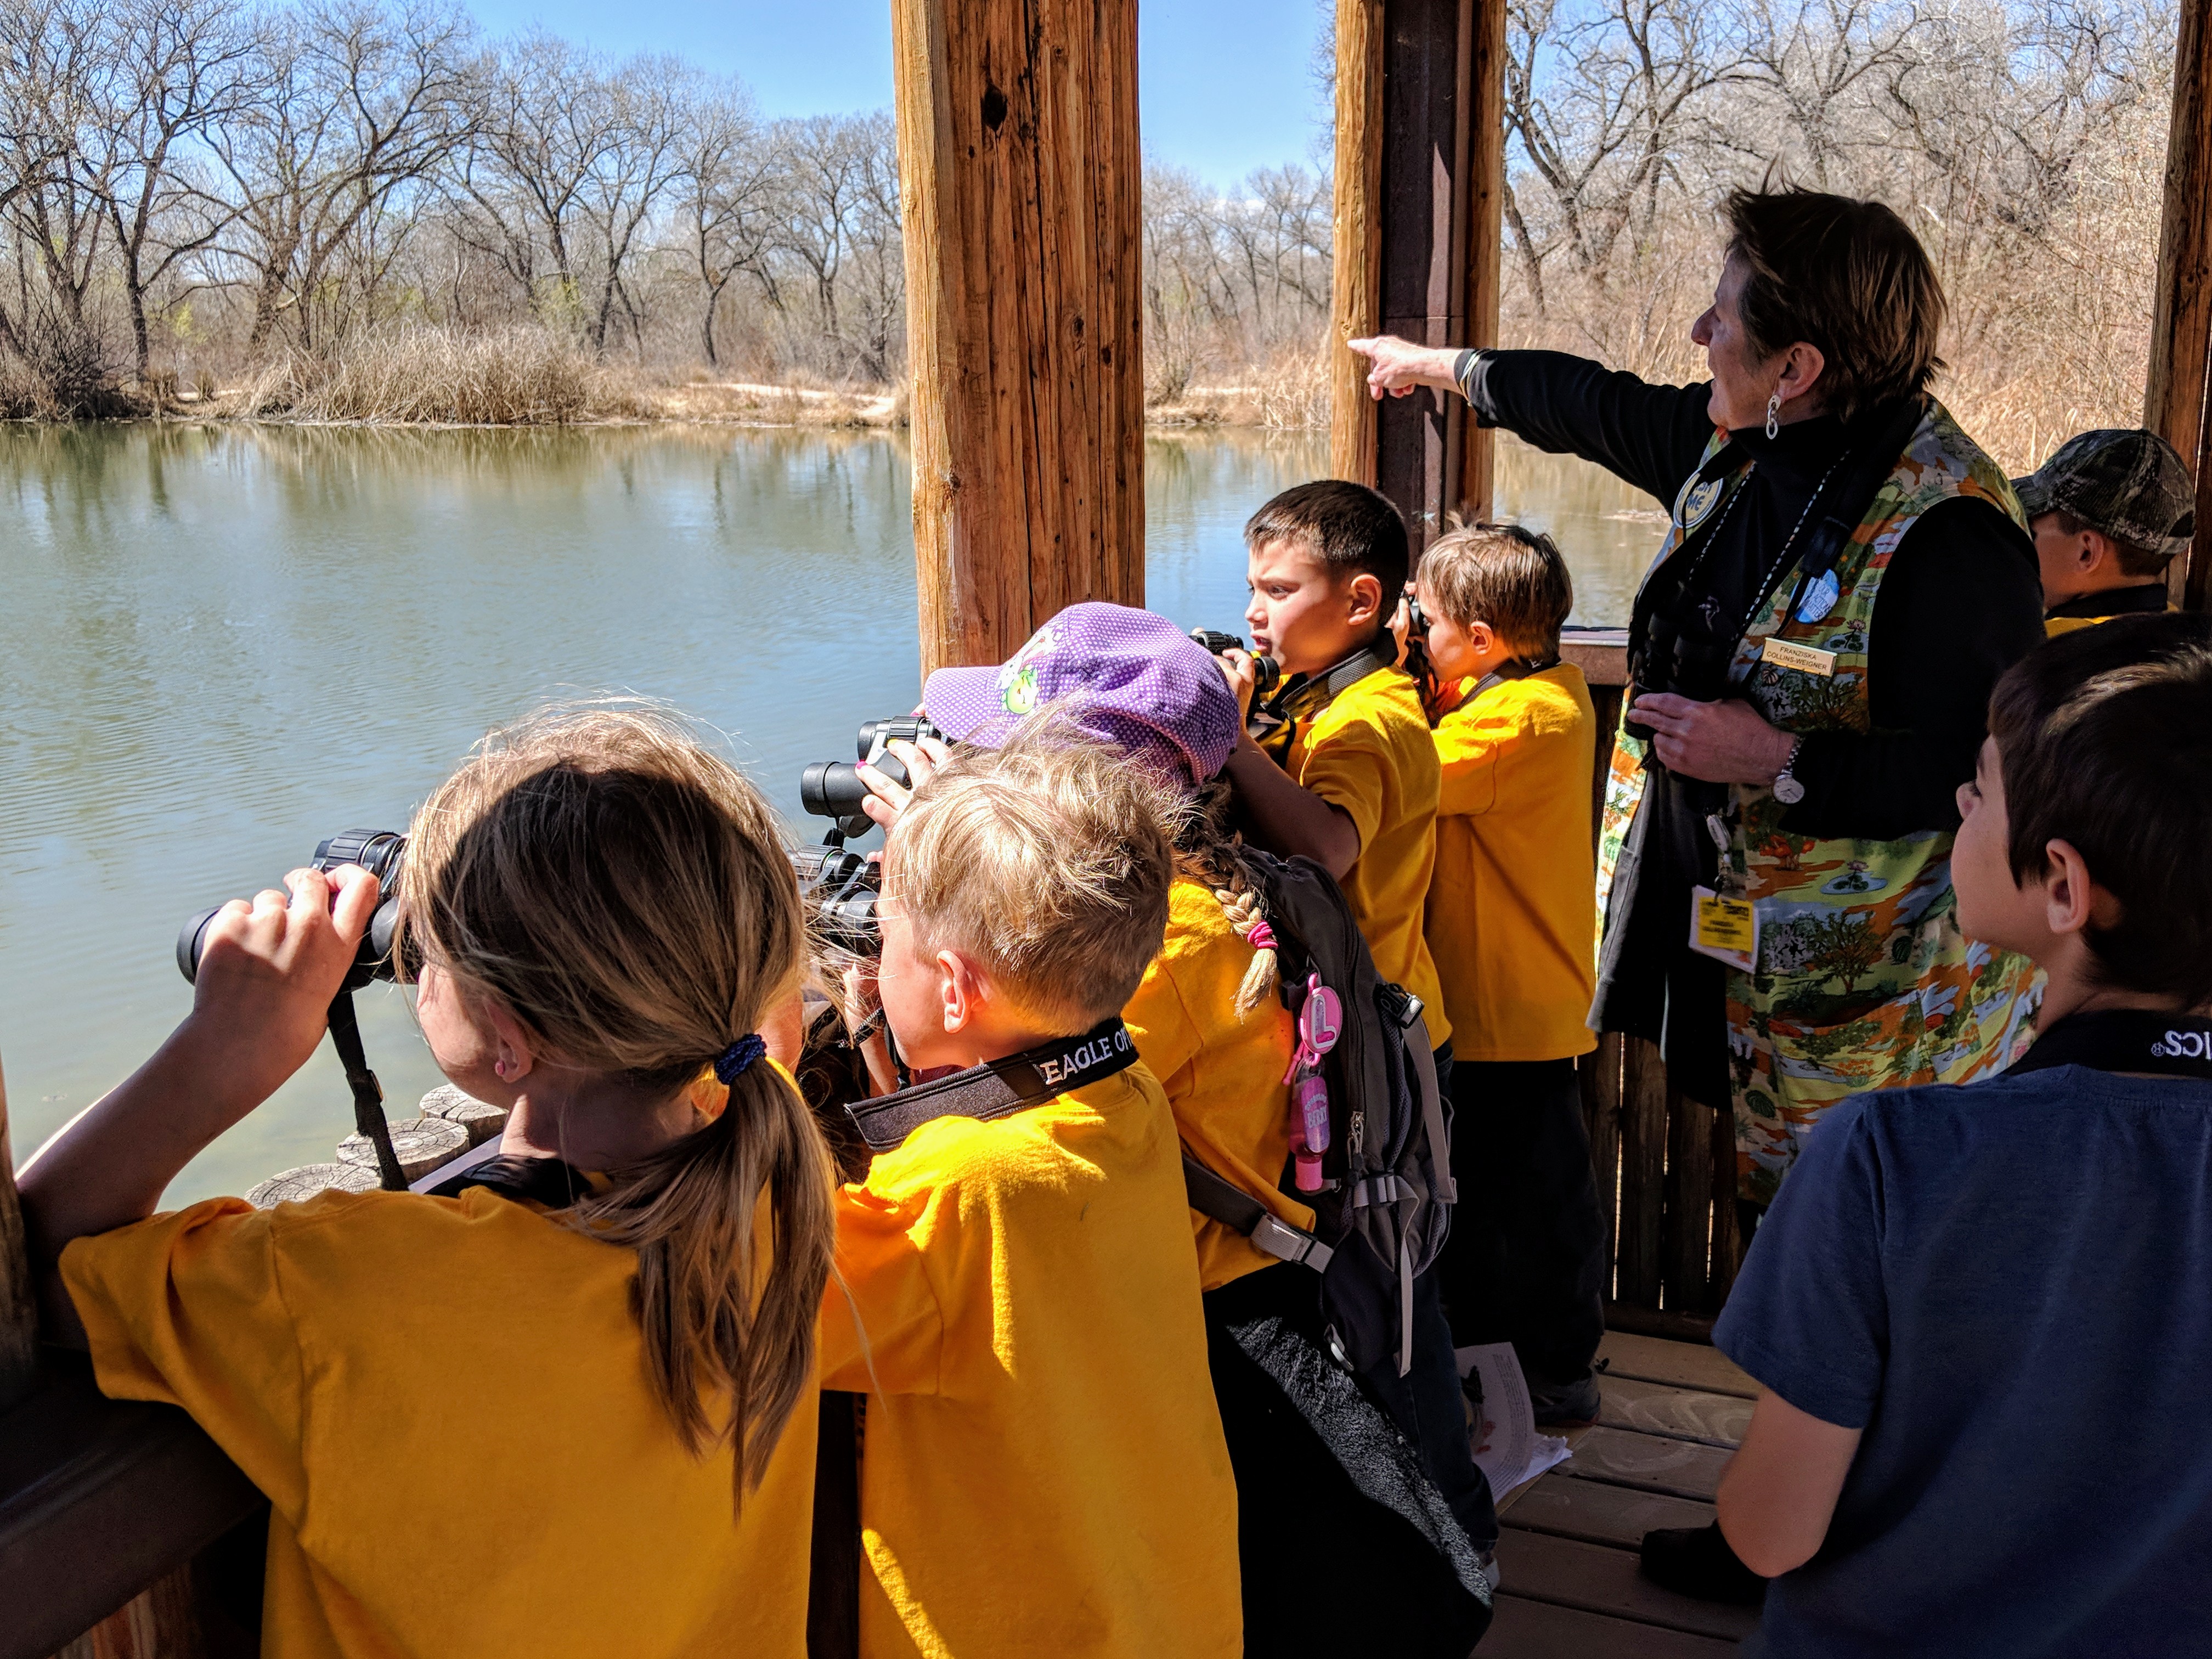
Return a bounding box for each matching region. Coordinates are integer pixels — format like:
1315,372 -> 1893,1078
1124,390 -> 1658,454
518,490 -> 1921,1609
1189,629 -> 1282,695
177,830 -> 409,991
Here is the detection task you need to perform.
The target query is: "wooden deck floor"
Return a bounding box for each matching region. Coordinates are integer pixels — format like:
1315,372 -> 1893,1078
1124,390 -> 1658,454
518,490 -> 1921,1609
1483,1332 -> 1762,1656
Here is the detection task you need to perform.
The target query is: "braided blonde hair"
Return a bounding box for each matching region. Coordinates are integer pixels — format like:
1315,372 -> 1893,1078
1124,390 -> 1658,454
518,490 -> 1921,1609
1172,773 -> 1282,1017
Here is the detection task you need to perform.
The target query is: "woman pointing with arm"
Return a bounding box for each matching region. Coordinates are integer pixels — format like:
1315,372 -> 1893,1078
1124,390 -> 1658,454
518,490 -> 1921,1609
1356,183 -> 2046,1600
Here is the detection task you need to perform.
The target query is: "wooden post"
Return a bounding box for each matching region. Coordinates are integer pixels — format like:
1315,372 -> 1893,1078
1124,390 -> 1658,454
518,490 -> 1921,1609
2146,0 -> 2212,612
1329,0 -> 1387,490
1458,0 -> 1507,525
893,0 -> 1146,675
1,1054 -> 38,1414
1330,0 -> 1499,549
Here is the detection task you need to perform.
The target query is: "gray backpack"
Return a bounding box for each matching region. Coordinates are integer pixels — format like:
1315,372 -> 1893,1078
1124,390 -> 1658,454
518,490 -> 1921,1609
1182,850 -> 1457,1376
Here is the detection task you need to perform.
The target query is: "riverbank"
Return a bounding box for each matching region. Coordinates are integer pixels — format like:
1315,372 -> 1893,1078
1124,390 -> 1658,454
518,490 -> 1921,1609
0,323 -> 1330,430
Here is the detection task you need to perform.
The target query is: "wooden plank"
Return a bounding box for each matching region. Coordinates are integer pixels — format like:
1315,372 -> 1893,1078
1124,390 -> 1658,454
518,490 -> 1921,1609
1578,1036 -> 1622,1302
1561,630 -> 1630,688
1501,1470 -> 1716,1550
1562,1425 -> 1733,1501
1329,0 -> 1386,488
893,0 -> 1145,675
0,1053 -> 37,1413
2147,0 -> 2212,612
1597,1331 -> 1757,1400
1663,1085 -> 1716,1316
1709,1087 -> 1743,1304
1598,1376 -> 1752,1448
1495,1528 -> 1760,1641
1615,1036 -> 1668,1307
1458,0 -> 1506,525
1484,1592 -> 1743,1657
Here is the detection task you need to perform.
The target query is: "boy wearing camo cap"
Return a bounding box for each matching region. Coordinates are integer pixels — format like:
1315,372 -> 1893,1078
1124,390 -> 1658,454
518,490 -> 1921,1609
2013,428 -> 2193,635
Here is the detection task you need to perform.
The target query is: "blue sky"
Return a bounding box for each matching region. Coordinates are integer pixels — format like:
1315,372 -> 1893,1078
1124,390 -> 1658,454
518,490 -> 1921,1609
460,0 -> 1331,185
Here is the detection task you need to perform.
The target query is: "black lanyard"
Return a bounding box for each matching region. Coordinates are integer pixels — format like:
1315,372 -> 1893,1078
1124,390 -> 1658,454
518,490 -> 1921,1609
845,1017 -> 1141,1153
2008,1010 -> 2212,1081
1252,644 -> 1391,755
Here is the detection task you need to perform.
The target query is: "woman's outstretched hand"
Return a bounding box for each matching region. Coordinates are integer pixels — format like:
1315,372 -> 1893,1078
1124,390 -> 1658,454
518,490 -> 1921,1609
1631,694 -> 1799,786
1347,335 -> 1464,400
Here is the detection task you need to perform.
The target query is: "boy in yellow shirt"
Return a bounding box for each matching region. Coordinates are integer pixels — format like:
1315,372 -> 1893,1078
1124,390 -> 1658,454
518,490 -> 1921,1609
823,731 -> 1242,1659
1214,478 -> 1494,1561
1399,524 -> 1606,1424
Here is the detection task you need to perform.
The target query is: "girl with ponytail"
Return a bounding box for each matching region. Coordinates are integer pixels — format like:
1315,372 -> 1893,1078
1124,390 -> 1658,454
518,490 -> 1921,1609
25,704 -> 834,1659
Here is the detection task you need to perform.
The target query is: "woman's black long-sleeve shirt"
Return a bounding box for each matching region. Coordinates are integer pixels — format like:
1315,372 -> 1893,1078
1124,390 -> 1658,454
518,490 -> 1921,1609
1462,351 -> 2045,1103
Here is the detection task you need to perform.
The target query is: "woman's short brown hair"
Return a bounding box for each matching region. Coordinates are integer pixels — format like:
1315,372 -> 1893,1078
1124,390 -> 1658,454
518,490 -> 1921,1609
1725,185 -> 1945,422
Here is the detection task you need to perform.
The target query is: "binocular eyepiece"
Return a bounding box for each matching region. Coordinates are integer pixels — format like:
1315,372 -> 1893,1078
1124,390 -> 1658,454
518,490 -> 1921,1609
177,830 -> 409,992
1189,629 -> 1282,695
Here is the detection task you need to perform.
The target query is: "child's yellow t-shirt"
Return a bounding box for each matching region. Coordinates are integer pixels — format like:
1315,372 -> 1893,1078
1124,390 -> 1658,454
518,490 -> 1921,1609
1424,663 -> 1600,1063
1123,876 -> 1308,1290
819,1060 -> 1242,1659
61,1184 -> 816,1659
1279,664 -> 1452,1046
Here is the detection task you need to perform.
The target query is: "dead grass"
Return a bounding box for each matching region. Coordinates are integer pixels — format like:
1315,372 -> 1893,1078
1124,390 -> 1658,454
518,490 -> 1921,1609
229,326 -> 651,425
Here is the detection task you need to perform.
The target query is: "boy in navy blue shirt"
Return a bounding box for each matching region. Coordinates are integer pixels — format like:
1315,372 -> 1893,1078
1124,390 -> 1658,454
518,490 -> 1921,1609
1711,613 -> 2212,1657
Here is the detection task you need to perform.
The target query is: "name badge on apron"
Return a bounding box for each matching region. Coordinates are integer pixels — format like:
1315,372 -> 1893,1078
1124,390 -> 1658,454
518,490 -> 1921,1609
1760,636 -> 1837,677
1690,885 -> 1758,972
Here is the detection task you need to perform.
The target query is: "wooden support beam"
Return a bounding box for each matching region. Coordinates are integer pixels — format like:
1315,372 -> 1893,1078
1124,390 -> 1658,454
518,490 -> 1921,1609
1331,0 -> 1505,546
893,0 -> 1145,675
1329,0 -> 1386,492
2147,0 -> 2212,613
0,1056 -> 37,1416
1459,0 -> 1507,525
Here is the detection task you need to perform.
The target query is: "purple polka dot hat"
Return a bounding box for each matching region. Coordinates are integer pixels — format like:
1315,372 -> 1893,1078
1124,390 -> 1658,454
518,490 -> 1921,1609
921,602 -> 1243,786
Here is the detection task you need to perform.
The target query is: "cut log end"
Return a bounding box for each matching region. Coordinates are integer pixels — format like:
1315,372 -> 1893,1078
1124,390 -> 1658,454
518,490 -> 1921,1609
418,1084 -> 510,1146
335,1116 -> 470,1183
246,1162 -> 379,1209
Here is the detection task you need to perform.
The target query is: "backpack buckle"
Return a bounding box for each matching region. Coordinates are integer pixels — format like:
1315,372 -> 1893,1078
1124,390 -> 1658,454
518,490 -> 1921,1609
1250,1212 -> 1335,1272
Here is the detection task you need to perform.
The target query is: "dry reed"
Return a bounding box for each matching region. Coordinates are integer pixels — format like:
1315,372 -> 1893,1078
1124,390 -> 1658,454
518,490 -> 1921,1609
236,326 -> 654,425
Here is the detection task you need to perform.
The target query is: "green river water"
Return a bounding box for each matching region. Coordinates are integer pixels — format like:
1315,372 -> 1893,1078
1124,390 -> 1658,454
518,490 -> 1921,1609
0,422 -> 1653,1204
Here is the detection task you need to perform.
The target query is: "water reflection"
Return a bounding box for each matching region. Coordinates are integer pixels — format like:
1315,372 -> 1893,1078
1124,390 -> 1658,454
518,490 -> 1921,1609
0,422 -> 1658,1204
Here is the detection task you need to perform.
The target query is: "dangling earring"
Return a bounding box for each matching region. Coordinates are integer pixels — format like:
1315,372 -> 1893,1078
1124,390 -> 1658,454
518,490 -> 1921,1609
1765,388 -> 1783,441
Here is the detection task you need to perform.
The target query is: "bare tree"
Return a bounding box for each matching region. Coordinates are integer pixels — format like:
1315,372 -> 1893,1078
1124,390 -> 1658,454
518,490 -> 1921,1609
445,30 -> 613,331
580,54 -> 689,354
211,0 -> 470,352
678,80 -> 775,368
97,0 -> 261,378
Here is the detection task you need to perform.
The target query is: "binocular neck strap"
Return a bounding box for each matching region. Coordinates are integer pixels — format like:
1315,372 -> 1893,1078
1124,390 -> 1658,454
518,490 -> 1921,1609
327,991 -> 408,1191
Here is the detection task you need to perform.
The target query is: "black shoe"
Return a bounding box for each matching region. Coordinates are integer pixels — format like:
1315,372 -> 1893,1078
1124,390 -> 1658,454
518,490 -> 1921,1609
1527,1371 -> 1601,1426
1638,1522 -> 1768,1606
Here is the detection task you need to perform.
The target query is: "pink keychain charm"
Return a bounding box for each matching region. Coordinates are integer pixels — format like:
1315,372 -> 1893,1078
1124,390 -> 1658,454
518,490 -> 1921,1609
1288,974 -> 1343,1192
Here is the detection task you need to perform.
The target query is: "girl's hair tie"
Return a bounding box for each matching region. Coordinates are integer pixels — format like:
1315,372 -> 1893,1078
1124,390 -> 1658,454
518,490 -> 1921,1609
1243,919 -> 1278,953
713,1032 -> 768,1085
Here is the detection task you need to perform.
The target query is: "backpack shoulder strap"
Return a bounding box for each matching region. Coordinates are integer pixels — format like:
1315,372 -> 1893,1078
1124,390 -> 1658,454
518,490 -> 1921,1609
1182,1152 -> 1334,1272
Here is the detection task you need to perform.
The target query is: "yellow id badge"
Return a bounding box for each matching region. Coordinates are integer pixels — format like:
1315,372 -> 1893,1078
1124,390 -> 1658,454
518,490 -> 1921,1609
1690,885 -> 1758,972
1760,636 -> 1837,676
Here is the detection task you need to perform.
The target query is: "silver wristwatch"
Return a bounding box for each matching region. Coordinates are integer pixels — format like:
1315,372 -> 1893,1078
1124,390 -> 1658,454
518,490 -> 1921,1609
1773,735 -> 1808,805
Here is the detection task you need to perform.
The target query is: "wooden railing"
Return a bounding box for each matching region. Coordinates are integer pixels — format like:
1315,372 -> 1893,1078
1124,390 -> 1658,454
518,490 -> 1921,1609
1564,631 -> 1743,1341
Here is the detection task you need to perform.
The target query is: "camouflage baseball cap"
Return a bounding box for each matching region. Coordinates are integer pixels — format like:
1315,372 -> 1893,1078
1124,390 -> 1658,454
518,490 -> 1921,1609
2012,428 -> 2195,563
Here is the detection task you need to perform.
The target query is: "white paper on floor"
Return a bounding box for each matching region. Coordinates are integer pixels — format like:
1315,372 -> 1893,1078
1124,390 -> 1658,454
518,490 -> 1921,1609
1457,1341 -> 1573,1497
